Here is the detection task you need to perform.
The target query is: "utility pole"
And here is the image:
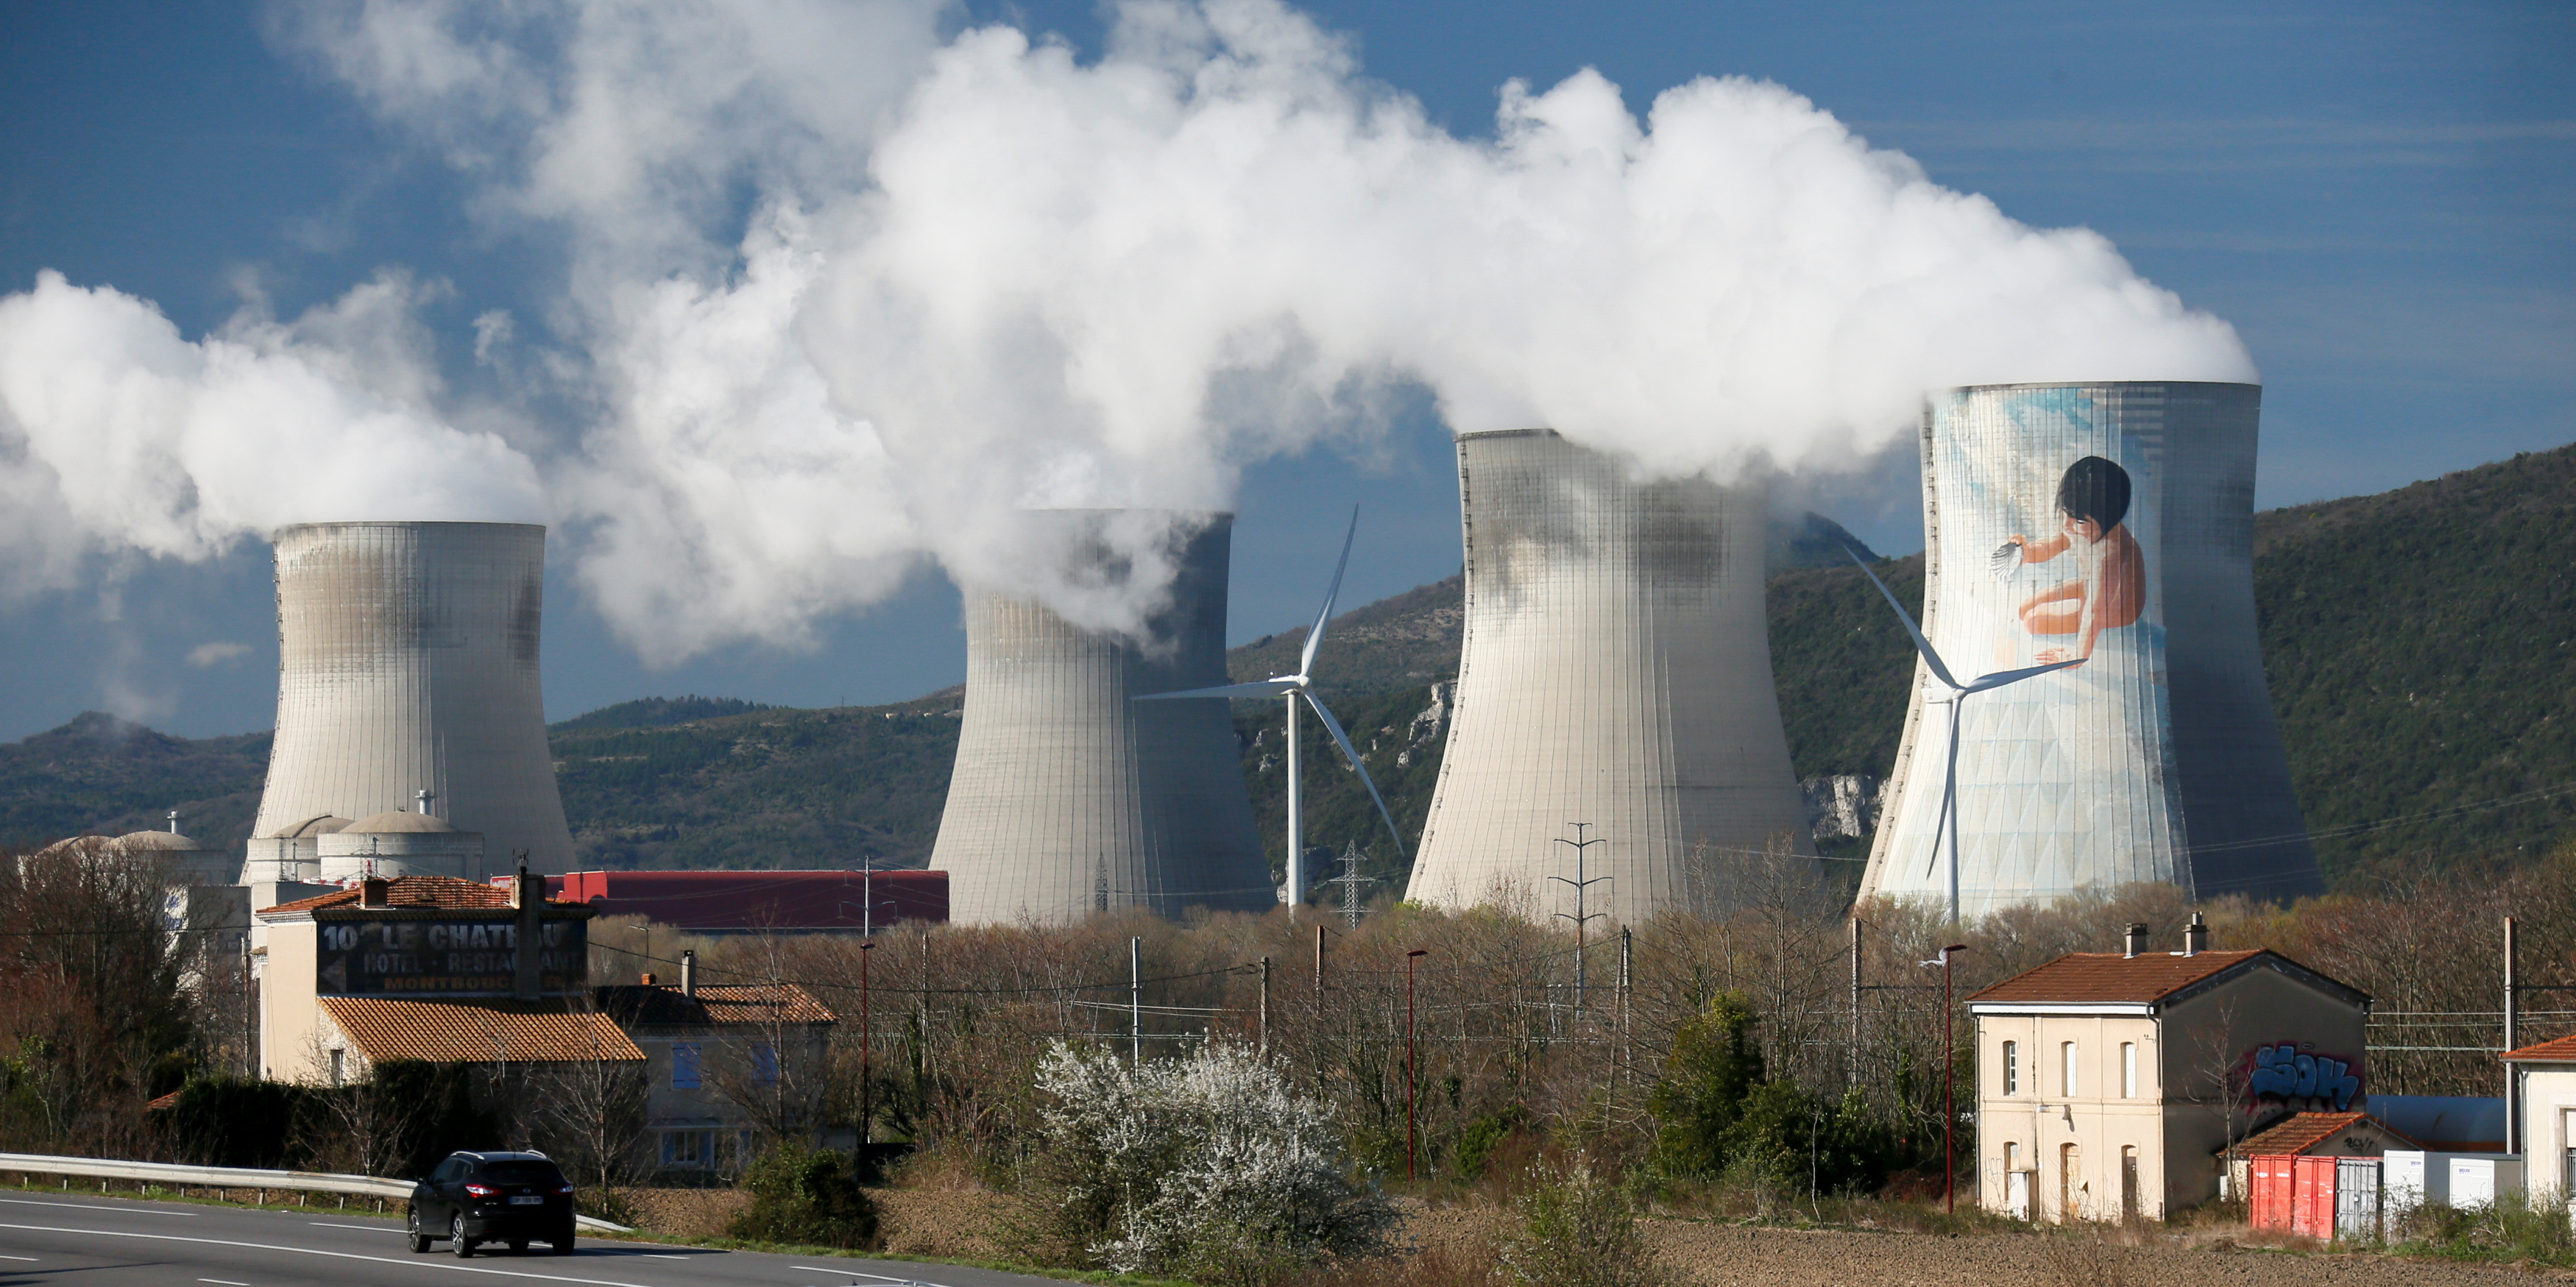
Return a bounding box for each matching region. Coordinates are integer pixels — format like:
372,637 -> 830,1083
1618,926 -> 1633,1084
2505,917 -> 2520,1155
1550,823 -> 1610,1010
1259,956 -> 1272,1056
1850,916 -> 1864,1088
1406,949 -> 1428,1183
859,940 -> 874,1147
1922,943 -> 1970,1213
1130,936 -> 1144,1066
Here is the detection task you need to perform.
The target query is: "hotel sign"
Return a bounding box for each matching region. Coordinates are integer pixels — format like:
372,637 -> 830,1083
314,918 -> 589,997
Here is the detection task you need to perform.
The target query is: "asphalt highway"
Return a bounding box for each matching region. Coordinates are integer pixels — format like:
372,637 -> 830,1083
0,1191 -> 1064,1287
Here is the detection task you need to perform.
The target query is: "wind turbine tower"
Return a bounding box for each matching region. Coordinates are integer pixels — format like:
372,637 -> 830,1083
1142,508 -> 1405,908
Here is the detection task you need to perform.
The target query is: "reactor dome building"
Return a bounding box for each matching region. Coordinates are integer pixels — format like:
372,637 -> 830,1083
932,511 -> 1272,925
1860,382 -> 2322,915
250,522 -> 576,876
1405,429 -> 1815,924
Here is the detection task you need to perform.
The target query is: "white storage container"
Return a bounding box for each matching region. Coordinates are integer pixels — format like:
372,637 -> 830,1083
2447,1155 -> 2524,1209
2384,1151 -> 2438,1212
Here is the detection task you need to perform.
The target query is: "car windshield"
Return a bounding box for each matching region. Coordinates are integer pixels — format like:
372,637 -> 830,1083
478,1161 -> 566,1186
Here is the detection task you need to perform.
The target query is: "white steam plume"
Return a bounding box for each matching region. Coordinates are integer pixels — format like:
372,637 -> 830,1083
7,0 -> 2254,664
0,271 -> 545,595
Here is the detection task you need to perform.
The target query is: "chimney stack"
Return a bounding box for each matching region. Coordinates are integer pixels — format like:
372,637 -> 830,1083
512,858 -> 542,1001
359,876 -> 389,907
682,949 -> 697,998
2182,911 -> 2209,957
2124,923 -> 2149,959
640,972 -> 657,986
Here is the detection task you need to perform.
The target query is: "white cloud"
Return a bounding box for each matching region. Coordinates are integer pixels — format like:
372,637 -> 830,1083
185,641 -> 253,667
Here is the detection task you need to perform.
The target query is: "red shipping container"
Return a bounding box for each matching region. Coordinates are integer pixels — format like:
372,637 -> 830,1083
2293,1155 -> 2340,1239
2249,1154 -> 2296,1232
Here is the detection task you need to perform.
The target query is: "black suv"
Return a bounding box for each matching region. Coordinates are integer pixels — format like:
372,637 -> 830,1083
406,1151 -> 577,1256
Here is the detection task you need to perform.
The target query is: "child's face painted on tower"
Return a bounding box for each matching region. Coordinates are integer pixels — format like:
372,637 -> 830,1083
2062,512 -> 2104,544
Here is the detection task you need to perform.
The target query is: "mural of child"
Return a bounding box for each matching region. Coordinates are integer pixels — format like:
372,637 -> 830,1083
2008,455 -> 2143,667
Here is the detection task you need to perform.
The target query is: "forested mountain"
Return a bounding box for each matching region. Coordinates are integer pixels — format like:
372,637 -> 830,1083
5,456 -> 2571,890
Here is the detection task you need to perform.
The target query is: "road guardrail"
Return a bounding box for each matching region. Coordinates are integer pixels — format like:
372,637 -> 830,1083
0,1152 -> 632,1232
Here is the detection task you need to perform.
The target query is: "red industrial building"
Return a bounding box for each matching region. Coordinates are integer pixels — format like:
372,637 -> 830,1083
508,869 -> 949,931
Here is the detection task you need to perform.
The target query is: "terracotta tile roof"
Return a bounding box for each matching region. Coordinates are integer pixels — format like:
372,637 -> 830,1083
2502,1033 -> 2576,1063
260,875 -> 578,917
320,997 -> 645,1065
596,982 -> 837,1027
2223,1111 -> 2414,1157
1969,949 -> 2361,1006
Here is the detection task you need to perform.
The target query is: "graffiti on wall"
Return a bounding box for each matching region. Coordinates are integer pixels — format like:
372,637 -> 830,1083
2245,1043 -> 2361,1111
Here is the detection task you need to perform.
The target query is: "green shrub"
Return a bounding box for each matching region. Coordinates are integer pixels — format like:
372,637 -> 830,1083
1493,1159 -> 1666,1287
2393,1193 -> 2576,1267
727,1145 -> 880,1249
158,1077 -> 314,1169
1646,992 -> 1765,1179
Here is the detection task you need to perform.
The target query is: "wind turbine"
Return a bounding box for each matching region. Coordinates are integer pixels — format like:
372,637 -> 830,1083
1141,508 -> 1405,910
1849,550 -> 2080,923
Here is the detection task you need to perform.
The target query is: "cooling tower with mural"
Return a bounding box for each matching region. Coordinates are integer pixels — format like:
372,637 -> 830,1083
248,522 -> 576,879
932,511 -> 1272,925
1406,429 -> 1815,923
1861,382 -> 2322,914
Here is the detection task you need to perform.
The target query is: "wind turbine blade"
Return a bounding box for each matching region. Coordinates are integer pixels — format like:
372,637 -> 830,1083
1846,548 -> 1960,691
1962,659 -> 2085,694
1301,689 -> 1406,859
1134,678 -> 1300,702
1298,505 -> 1360,679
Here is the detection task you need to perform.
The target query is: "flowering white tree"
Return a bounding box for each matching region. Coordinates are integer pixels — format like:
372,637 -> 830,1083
1026,1040 -> 1398,1283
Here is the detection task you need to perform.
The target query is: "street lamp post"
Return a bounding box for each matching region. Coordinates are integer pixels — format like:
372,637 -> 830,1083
1406,949 -> 1428,1183
1921,943 -> 1970,1213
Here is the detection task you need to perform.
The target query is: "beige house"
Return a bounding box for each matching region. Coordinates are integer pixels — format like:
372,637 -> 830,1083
2504,1034 -> 2576,1208
1969,917 -> 2370,1222
256,874 -> 630,1084
595,962 -> 839,1177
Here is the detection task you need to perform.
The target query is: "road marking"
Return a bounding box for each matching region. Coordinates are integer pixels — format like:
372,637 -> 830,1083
0,1255 -> 36,1261
0,1197 -> 196,1216
198,1279 -> 249,1285
792,1269 -> 945,1286
0,1222 -> 662,1287
640,1252 -> 696,1258
310,1221 -> 401,1231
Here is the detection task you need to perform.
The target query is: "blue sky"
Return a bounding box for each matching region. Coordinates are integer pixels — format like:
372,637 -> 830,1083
1,0 -> 2567,741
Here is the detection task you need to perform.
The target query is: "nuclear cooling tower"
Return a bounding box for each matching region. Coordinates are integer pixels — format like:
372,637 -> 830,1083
1406,430 -> 1814,923
932,511 -> 1270,924
1860,383 -> 2322,915
251,522 -> 576,874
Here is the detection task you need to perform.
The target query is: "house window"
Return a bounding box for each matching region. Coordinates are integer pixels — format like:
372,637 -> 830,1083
672,1041 -> 701,1089
661,1130 -> 713,1169
752,1043 -> 779,1085
328,1047 -> 346,1087
2121,1043 -> 2137,1099
2005,1141 -> 2021,1171
2003,1041 -> 2020,1095
2062,1041 -> 2078,1096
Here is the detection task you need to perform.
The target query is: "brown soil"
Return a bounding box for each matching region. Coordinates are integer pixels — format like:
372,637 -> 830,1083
620,1185 -> 2566,1285
1644,1222 -> 2576,1286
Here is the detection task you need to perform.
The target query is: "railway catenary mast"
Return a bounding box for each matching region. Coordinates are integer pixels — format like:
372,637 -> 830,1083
250,522 -> 576,875
1406,429 -> 1815,923
1861,382 -> 2322,915
933,510 -> 1270,925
